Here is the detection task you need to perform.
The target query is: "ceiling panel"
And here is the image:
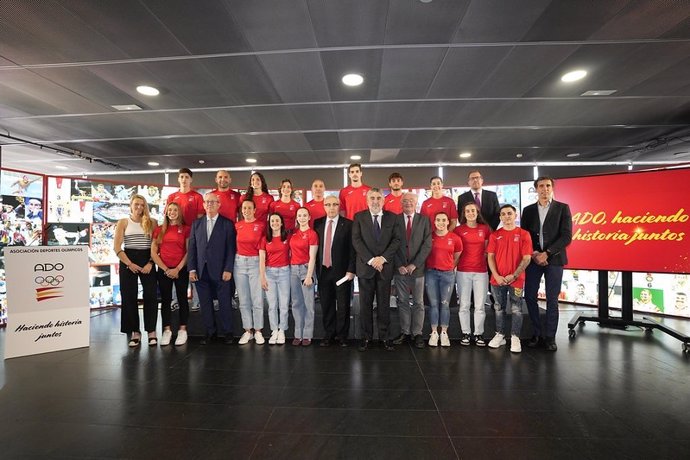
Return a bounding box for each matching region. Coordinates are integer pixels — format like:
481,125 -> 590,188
307,0 -> 387,47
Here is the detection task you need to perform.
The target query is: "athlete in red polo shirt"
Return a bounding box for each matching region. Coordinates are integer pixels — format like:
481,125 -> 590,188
269,179 -> 300,231
420,176 -> 458,231
209,169 -> 241,222
339,163 -> 371,220
383,172 -> 404,214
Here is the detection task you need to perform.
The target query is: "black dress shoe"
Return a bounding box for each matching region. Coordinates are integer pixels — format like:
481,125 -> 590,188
224,334 -> 234,345
392,333 -> 410,345
380,340 -> 395,351
200,334 -> 213,345
320,339 -> 332,347
527,335 -> 544,348
414,334 -> 425,349
358,339 -> 369,352
545,338 -> 558,352
338,338 -> 349,348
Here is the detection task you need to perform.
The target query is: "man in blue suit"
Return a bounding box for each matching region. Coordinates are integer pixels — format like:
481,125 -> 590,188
188,192 -> 237,344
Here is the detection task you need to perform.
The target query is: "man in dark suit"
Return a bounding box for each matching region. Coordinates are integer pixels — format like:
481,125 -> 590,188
188,192 -> 237,345
520,176 -> 572,352
392,192 -> 432,349
314,196 -> 356,347
352,188 -> 401,351
457,170 -> 501,231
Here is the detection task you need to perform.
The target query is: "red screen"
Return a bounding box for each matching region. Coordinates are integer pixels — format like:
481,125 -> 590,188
554,168 -> 690,273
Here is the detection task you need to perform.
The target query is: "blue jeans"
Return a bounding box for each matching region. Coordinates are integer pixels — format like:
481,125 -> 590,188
266,266 -> 290,331
425,269 -> 455,327
456,271 -> 488,335
290,264 -> 315,339
524,263 -> 564,338
234,255 -> 264,330
490,284 -> 523,336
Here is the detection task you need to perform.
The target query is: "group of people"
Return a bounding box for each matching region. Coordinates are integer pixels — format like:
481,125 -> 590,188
114,164 -> 572,354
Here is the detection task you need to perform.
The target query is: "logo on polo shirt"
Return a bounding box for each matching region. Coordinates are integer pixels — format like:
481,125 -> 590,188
253,225 -> 260,232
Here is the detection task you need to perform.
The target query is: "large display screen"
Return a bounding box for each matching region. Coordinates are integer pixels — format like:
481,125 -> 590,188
523,168 -> 690,274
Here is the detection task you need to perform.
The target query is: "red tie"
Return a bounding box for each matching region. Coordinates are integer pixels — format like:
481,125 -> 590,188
323,219 -> 333,267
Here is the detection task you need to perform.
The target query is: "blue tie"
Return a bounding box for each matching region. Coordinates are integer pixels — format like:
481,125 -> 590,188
373,214 -> 381,241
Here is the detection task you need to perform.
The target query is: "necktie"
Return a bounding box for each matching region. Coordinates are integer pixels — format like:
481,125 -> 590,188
323,220 -> 333,267
406,215 -> 412,259
474,192 -> 481,208
207,217 -> 214,241
373,214 -> 381,241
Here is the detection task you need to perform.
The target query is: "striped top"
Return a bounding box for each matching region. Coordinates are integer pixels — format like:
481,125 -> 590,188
123,218 -> 152,250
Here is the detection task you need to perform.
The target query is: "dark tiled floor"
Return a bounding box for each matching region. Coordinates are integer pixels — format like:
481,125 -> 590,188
1,307 -> 690,460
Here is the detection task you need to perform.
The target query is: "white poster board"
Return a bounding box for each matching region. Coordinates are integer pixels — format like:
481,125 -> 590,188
4,246 -> 90,359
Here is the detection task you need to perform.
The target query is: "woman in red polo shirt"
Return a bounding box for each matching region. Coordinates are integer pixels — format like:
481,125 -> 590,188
289,207 -> 318,346
240,172 -> 274,224
269,179 -> 300,232
260,213 -> 291,345
426,212 -> 463,347
235,200 -> 266,345
151,202 -> 191,346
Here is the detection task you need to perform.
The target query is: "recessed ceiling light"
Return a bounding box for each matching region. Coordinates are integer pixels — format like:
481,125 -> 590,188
561,70 -> 587,83
136,85 -> 160,96
342,73 -> 364,87
459,152 -> 472,158
350,155 -> 362,160
246,158 -> 257,164
516,153 -> 523,158
147,161 -> 159,166
198,160 -> 205,164
581,90 -> 616,96
566,153 -> 581,158
111,104 -> 142,111
55,165 -> 69,170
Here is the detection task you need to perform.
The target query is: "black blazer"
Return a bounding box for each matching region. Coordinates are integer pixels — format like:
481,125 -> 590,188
458,189 -> 500,231
352,209 -> 401,279
314,215 -> 355,280
520,200 -> 572,266
394,213 -> 432,278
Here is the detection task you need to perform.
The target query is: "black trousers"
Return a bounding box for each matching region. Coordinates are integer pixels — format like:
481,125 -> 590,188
119,248 -> 158,334
318,266 -> 351,341
358,271 -> 393,341
157,266 -> 189,328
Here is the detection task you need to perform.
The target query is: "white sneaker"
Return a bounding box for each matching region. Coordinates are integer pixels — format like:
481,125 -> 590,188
488,332 -> 506,349
276,329 -> 286,345
160,329 -> 172,346
428,330 -> 439,347
254,331 -> 265,345
174,330 -> 187,346
238,331 -> 254,345
269,330 -> 278,345
440,331 -> 451,347
510,335 -> 522,353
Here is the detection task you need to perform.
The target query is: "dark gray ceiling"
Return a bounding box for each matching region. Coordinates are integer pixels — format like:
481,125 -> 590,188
1,0 -> 690,173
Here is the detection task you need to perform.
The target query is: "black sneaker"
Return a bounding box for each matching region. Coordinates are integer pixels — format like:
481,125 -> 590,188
474,334 -> 486,347
460,333 -> 471,346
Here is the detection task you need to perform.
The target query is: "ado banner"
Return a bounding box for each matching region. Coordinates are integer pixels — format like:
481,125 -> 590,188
554,168 -> 690,274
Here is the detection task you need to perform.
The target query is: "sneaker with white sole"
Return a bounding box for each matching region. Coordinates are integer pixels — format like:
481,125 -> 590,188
276,329 -> 286,345
488,332 -> 506,349
428,330 -> 439,347
460,333 -> 471,346
174,330 -> 188,346
238,331 -> 254,345
440,331 -> 451,347
474,334 -> 486,347
160,329 -> 173,346
269,330 -> 278,345
254,331 -> 265,345
510,335 -> 522,353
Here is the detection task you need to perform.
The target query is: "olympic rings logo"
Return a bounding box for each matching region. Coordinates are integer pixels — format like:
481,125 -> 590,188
34,275 -> 65,286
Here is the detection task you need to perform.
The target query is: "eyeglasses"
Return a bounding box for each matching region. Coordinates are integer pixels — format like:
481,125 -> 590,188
469,176 -> 482,181
204,200 -> 219,205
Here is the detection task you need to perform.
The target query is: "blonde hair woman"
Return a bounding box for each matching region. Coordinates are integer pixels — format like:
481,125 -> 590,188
114,194 -> 158,347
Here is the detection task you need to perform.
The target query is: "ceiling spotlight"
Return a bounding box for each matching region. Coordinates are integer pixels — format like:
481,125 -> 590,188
136,85 -> 160,96
561,70 -> 587,83
459,152 -> 472,158
581,90 -> 616,96
350,155 -> 362,160
246,158 -> 257,164
111,104 -> 142,111
566,153 -> 580,158
147,161 -> 159,166
198,160 -> 205,164
342,73 -> 364,87
516,153 -> 523,158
